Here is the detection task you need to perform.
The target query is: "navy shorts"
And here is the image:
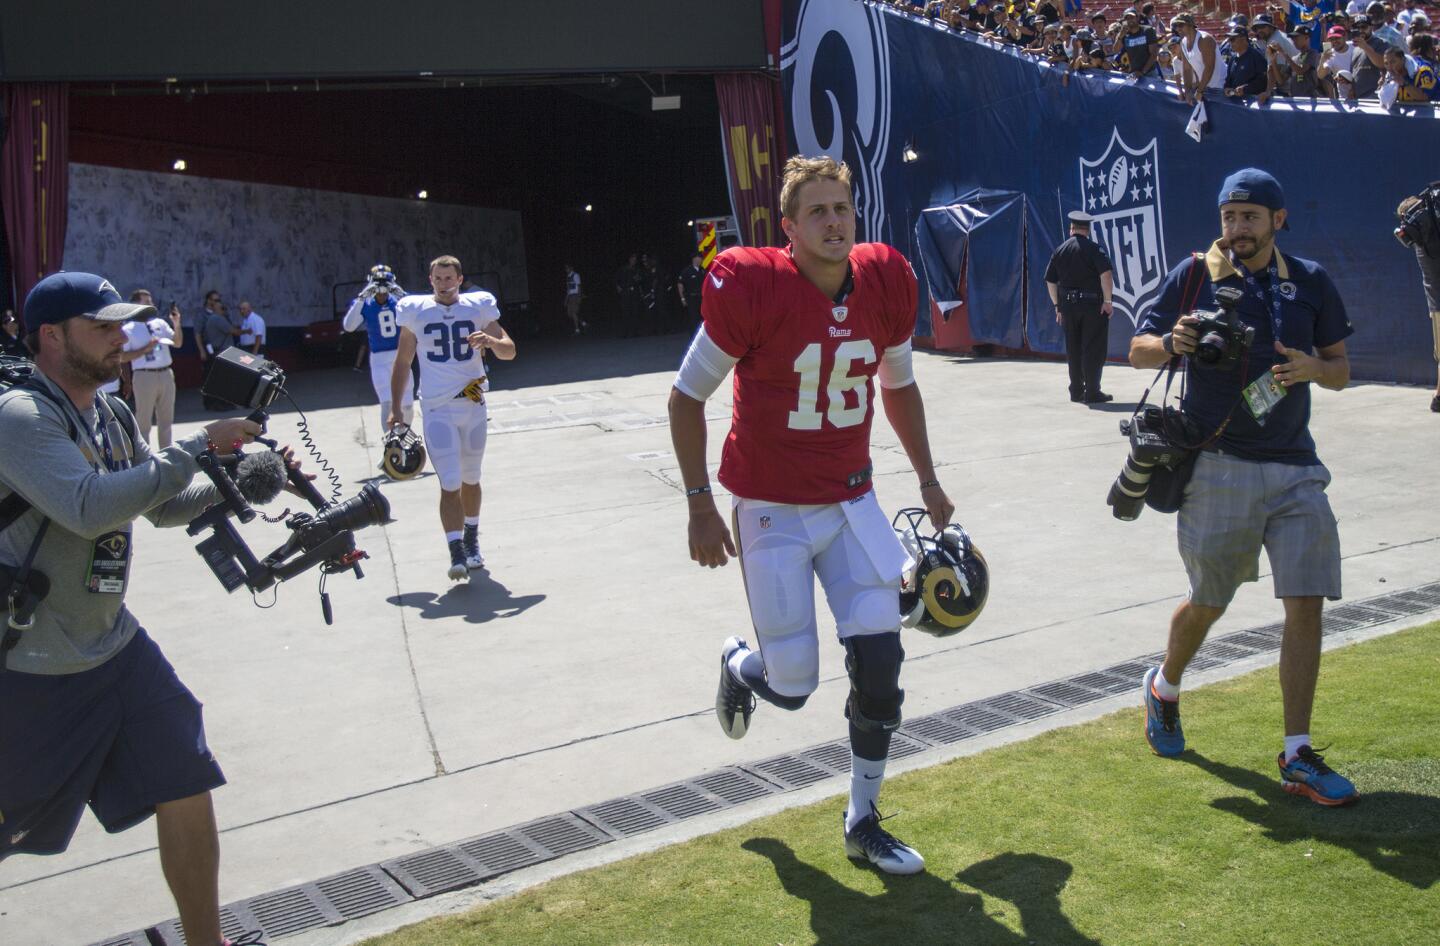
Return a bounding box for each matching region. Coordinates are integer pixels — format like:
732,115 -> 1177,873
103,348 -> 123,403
0,627 -> 225,860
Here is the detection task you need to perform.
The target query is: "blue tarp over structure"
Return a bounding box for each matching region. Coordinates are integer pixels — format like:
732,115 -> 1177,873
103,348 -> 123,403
780,0 -> 1440,384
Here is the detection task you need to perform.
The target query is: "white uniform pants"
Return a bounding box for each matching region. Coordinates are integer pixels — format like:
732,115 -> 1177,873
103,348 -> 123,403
420,397 -> 489,491
370,348 -> 415,431
731,490 -> 909,699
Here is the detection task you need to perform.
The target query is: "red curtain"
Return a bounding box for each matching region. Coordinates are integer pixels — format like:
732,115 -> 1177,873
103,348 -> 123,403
2,84 -> 69,306
715,73 -> 783,248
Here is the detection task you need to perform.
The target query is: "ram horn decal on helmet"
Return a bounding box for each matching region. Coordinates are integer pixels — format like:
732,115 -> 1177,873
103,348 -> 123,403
892,507 -> 989,638
381,423 -> 427,481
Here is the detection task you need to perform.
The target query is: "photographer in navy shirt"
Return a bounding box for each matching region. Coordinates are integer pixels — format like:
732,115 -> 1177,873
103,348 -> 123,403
1129,169 -> 1359,807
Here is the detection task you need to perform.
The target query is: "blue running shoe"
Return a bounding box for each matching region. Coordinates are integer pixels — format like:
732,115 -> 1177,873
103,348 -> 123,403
1278,746 -> 1358,807
1142,666 -> 1184,757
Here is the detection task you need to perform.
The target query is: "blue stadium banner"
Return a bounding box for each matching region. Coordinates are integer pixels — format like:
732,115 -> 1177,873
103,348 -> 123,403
781,0 -> 1440,384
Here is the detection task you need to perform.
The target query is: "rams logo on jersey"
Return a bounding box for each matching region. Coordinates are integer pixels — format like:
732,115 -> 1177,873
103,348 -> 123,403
1418,66 -> 1437,90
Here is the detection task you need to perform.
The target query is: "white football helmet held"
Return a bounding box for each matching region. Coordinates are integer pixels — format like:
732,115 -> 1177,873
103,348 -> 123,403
893,508 -> 989,637
381,423 -> 427,480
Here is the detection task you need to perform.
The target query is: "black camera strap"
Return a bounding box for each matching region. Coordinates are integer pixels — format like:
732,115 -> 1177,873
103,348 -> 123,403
1131,252 -> 1249,453
1,518 -> 49,671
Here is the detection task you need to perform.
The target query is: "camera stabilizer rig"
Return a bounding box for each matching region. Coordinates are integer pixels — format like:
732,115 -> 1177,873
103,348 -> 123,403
186,348 -> 391,624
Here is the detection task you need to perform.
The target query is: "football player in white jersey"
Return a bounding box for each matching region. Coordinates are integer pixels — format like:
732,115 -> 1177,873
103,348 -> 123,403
390,255 -> 516,579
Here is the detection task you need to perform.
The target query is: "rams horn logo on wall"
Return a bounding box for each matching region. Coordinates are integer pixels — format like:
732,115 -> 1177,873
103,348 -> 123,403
1079,129 -> 1170,327
781,0 -> 891,242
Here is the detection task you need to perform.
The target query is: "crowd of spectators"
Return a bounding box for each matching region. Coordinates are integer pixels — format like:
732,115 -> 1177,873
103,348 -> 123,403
876,0 -> 1439,105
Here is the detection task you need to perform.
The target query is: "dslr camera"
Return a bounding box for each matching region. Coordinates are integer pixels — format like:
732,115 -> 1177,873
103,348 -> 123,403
1106,406 -> 1197,520
1186,285 -> 1254,369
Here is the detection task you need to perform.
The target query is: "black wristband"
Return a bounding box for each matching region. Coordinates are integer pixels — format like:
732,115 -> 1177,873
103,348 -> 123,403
685,485 -> 712,497
1162,332 -> 1175,355
919,479 -> 940,490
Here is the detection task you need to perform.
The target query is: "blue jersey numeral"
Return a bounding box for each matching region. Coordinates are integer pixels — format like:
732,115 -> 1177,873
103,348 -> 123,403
423,320 -> 476,362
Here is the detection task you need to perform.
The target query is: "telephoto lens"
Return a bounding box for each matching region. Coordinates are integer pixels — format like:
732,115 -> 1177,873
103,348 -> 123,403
1107,449 -> 1155,520
316,482 -> 391,534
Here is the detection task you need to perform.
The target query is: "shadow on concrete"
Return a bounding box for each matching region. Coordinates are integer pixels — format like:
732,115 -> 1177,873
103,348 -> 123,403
741,838 -> 1099,946
387,573 -> 545,625
1085,400 -> 1141,414
1181,751 -> 1440,890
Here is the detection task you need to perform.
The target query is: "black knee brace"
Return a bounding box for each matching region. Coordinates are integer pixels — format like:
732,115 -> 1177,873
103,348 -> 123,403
843,632 -> 905,733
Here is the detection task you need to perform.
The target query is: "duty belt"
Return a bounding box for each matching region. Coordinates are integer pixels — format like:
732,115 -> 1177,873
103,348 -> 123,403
1062,289 -> 1102,303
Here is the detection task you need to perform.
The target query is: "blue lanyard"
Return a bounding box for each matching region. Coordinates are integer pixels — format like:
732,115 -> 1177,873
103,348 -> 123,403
88,395 -> 129,473
1231,253 -> 1285,345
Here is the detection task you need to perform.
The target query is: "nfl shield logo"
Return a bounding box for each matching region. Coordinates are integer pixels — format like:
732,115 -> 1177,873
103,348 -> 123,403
1078,129 -> 1169,327
832,306 -> 848,323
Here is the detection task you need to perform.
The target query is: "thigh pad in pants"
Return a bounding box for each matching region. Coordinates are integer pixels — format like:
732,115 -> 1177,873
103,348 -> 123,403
734,500 -> 821,699
422,400 -> 488,491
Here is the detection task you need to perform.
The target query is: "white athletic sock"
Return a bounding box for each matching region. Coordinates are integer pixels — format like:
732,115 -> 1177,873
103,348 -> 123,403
445,530 -> 462,543
728,646 -> 764,686
1152,669 -> 1181,701
846,755 -> 887,832
464,516 -> 479,527
1283,734 -> 1310,764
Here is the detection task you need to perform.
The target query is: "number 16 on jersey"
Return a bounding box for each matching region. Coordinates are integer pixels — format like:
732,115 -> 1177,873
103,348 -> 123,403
788,340 -> 877,431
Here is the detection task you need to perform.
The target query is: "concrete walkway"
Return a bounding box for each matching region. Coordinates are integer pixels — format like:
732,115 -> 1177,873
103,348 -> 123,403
2,334 -> 1436,945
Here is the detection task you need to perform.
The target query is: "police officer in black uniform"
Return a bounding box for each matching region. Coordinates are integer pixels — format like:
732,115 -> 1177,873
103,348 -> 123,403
676,254 -> 706,332
1045,210 -> 1116,403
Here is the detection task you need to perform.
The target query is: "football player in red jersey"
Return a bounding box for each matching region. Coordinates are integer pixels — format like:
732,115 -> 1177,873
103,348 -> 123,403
668,156 -> 954,875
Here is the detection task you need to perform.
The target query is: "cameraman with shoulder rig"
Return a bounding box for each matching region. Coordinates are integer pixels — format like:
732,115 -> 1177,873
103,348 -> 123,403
0,273 -> 269,946
1128,169 -> 1360,807
1394,182 -> 1440,413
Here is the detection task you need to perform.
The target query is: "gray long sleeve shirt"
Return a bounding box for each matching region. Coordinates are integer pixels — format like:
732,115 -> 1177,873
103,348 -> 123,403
0,367 -> 220,674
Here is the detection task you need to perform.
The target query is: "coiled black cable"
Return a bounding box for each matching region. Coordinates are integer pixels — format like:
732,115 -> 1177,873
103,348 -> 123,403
281,388 -> 343,503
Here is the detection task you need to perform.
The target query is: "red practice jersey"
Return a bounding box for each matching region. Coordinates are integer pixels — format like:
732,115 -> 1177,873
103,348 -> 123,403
701,242 -> 918,505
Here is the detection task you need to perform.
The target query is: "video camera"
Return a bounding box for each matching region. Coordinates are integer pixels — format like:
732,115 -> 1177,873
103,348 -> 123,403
188,348 -> 391,623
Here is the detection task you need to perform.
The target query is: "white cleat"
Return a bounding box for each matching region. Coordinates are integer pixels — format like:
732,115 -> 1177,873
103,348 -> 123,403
715,636 -> 756,740
844,806 -> 926,875
465,549 -> 485,570
447,540 -> 469,581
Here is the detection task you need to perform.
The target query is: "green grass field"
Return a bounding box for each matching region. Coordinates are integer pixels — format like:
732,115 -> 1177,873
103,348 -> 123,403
367,623 -> 1440,946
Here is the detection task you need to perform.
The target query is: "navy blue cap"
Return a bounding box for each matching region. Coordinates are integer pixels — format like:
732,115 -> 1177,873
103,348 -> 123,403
22,272 -> 154,335
1218,168 -> 1289,229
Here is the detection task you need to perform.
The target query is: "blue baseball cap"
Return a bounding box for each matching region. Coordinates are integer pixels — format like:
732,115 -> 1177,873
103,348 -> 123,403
23,271 -> 154,335
1217,168 -> 1290,228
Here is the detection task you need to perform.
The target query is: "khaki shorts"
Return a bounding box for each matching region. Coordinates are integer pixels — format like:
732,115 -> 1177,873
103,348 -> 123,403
1431,309 -> 1440,362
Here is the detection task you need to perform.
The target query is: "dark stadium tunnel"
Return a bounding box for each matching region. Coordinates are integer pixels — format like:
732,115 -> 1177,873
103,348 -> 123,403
65,75 -> 733,332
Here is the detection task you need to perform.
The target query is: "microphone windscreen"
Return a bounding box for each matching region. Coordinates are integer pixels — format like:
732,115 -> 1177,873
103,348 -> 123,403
234,450 -> 288,505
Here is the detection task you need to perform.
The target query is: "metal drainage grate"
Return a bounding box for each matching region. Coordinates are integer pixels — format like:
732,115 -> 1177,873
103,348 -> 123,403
901,712 -> 976,745
643,782 -> 724,820
1367,591 -> 1437,616
247,887 -> 330,938
746,753 -> 835,790
576,796 -> 673,837
801,740 -> 854,773
152,906 -> 255,945
943,701 -> 1016,734
1068,670 -> 1137,696
1194,640 -> 1260,662
521,813 -> 612,858
888,732 -> 932,759
1026,680 -> 1111,708
1222,630 -> 1283,653
382,846 -> 481,898
457,831 -> 545,879
691,767 -> 781,805
315,865 -> 412,920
